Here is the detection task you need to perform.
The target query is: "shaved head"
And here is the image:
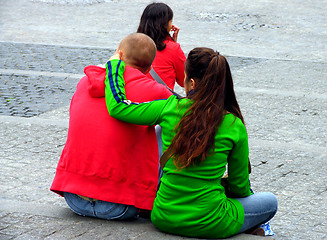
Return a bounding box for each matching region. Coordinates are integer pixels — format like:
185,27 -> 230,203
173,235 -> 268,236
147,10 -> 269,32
118,33 -> 157,73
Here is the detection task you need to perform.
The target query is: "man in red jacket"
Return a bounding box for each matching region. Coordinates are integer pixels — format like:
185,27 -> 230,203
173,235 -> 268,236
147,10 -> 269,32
50,33 -> 172,220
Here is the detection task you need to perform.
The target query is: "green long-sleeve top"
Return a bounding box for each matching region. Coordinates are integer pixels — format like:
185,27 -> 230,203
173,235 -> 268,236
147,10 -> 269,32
105,60 -> 252,239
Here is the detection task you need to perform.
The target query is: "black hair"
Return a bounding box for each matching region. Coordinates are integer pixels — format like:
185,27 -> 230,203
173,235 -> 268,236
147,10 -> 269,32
137,2 -> 173,51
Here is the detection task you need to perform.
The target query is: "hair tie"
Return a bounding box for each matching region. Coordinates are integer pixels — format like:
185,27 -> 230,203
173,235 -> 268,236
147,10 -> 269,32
212,51 -> 220,60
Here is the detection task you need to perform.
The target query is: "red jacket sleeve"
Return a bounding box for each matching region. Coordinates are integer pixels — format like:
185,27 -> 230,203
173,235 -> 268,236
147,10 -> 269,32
173,43 -> 186,88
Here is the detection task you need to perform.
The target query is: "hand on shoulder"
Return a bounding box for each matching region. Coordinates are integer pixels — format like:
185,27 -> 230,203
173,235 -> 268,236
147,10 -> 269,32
108,53 -> 120,61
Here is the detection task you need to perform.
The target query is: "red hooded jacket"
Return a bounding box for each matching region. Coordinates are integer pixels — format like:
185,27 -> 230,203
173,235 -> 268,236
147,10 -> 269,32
50,65 -> 171,210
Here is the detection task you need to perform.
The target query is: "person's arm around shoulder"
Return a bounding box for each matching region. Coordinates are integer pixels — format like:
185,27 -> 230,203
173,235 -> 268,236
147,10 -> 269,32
104,59 -> 171,126
226,118 -> 252,197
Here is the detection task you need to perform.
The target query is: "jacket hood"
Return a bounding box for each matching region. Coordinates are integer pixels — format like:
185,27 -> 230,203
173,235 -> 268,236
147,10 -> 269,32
84,65 -> 106,98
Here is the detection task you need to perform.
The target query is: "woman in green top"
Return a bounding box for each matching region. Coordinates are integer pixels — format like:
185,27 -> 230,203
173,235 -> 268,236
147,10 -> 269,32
105,47 -> 277,238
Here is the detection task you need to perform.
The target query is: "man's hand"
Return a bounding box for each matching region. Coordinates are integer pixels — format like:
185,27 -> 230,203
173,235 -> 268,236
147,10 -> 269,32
171,24 -> 180,42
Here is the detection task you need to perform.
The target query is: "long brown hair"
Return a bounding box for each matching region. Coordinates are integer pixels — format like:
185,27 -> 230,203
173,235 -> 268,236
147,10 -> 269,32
168,47 -> 244,169
137,3 -> 173,51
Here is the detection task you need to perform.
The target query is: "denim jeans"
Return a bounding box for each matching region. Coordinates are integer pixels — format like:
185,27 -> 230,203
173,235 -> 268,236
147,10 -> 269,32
64,192 -> 139,220
235,192 -> 278,233
155,125 -> 163,159
155,125 -> 164,188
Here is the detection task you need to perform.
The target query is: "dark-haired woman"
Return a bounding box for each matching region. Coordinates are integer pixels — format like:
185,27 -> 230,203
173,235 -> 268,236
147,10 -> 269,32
137,2 -> 185,90
104,48 -> 278,239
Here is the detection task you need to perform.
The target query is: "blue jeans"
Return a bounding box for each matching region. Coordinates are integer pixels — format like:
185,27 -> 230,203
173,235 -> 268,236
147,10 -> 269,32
155,125 -> 164,188
64,192 -> 139,220
235,192 -> 278,233
155,125 -> 163,159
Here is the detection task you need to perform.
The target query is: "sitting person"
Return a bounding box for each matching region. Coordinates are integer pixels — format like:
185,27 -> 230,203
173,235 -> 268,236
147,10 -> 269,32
104,47 -> 278,238
137,2 -> 186,90
50,33 -> 172,220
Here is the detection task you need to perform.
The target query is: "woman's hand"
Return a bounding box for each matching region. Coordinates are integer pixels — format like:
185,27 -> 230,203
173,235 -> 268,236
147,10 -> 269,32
108,51 -> 120,61
171,24 -> 180,42
107,48 -> 121,62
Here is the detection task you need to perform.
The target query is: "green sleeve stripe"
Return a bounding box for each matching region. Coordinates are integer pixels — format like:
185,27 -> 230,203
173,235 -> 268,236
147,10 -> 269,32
106,60 -> 125,103
105,59 -> 168,126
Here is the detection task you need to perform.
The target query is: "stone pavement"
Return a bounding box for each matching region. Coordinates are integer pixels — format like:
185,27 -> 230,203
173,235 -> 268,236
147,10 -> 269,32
0,0 -> 326,239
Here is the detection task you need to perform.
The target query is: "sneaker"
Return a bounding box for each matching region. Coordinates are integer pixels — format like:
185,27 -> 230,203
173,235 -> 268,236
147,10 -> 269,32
260,221 -> 275,236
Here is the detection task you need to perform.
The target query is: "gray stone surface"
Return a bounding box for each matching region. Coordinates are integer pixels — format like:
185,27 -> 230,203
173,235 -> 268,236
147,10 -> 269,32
0,0 -> 326,239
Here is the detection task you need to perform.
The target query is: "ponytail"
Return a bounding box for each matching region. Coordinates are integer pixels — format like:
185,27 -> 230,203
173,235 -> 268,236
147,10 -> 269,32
167,47 -> 244,169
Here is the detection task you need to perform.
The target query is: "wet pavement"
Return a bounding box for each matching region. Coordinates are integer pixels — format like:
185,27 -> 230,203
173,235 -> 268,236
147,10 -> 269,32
0,0 -> 327,239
